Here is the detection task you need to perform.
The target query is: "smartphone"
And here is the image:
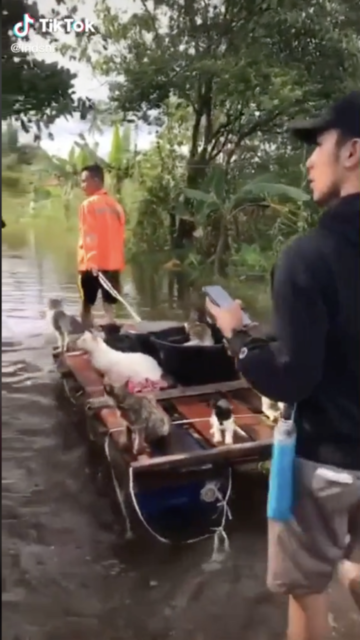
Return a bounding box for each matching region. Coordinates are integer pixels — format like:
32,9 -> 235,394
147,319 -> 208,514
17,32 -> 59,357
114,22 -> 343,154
202,285 -> 253,327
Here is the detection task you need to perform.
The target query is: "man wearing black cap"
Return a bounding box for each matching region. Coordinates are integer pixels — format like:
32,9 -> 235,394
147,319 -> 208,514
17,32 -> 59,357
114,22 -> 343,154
207,92 -> 360,639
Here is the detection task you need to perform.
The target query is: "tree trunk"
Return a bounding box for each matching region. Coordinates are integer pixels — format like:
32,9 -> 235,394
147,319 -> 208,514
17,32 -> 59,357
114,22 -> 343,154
174,154 -> 210,247
168,210 -> 177,249
214,213 -> 227,276
174,218 -> 195,248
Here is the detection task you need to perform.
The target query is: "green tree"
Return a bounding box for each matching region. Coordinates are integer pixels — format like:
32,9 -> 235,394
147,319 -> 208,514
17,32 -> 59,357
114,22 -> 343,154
2,121 -> 48,195
130,99 -> 192,250
2,0 -> 91,133
82,0 -> 358,204
38,147 -> 84,220
182,166 -> 310,274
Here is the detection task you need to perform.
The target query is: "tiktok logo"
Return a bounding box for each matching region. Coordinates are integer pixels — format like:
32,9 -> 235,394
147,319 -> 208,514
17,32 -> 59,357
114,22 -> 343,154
13,13 -> 36,38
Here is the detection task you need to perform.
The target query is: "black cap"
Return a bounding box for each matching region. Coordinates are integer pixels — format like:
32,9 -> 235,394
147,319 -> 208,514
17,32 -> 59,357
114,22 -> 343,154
289,91 -> 360,145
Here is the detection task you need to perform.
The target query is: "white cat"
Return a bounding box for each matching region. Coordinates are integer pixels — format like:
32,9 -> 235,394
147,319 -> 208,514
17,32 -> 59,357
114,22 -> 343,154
76,331 -> 164,385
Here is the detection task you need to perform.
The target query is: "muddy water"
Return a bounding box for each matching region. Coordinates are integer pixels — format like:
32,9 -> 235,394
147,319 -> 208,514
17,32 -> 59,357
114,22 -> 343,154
2,237 -> 359,640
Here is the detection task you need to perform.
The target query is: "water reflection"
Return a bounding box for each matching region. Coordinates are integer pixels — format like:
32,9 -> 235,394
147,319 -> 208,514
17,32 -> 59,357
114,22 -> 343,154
3,222 -> 272,323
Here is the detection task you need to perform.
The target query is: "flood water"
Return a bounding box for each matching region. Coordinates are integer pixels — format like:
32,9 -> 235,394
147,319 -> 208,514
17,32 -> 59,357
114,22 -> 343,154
2,227 -> 359,640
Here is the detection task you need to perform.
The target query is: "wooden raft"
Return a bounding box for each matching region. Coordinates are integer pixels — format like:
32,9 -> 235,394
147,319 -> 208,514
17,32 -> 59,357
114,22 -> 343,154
61,351 -> 130,451
59,351 -> 273,473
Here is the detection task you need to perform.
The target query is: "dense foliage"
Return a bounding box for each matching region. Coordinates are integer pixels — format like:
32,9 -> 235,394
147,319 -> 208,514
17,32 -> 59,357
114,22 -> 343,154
2,0 -> 92,134
3,0 -> 360,275
76,0 -> 359,254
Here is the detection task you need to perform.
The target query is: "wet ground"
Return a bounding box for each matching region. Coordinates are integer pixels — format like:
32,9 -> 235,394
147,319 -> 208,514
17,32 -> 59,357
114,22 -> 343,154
2,245 -> 359,640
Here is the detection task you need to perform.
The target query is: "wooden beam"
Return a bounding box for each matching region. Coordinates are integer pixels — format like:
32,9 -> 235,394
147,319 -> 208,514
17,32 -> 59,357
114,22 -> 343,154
148,378 -> 250,400
131,439 -> 272,473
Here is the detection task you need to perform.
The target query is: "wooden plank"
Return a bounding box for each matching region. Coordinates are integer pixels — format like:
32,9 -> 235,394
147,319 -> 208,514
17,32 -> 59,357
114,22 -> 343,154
172,397 -> 253,447
62,352 -> 103,393
151,378 -> 249,400
131,439 -> 272,473
226,396 -> 274,442
61,352 -> 132,451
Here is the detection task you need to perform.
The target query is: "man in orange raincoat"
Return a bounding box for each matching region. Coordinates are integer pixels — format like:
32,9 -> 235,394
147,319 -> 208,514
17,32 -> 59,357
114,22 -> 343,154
78,164 -> 125,326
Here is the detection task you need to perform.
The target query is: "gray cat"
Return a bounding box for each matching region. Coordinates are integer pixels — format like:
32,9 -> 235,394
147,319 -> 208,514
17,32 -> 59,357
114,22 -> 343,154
184,308 -> 214,346
46,298 -> 83,353
105,382 -> 171,454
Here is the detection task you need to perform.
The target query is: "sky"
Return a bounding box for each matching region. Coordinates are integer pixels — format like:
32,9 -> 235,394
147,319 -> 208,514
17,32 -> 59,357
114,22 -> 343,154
23,0 -> 154,157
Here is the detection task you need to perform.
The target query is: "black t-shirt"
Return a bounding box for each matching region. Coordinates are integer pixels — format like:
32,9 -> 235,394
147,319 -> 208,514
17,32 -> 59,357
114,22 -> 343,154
238,194 -> 360,471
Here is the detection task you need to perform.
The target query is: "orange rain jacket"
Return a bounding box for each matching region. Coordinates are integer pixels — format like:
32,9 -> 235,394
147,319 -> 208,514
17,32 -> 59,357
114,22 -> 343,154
77,189 -> 125,272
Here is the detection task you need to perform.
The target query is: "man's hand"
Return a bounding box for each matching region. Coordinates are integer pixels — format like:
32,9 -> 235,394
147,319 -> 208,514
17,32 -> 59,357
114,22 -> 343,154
205,298 -> 244,338
91,268 -> 99,276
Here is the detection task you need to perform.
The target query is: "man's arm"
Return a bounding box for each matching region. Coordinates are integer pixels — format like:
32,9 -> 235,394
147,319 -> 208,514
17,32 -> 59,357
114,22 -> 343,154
238,236 -> 329,404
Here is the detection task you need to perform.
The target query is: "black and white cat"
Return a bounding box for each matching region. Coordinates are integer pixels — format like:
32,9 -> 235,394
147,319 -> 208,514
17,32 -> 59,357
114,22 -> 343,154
209,397 -> 246,445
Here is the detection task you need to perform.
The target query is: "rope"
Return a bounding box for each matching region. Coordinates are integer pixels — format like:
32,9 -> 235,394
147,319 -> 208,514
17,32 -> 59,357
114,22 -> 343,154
63,378 -> 83,404
104,427 -> 233,560
170,413 -> 255,424
85,396 -> 116,413
97,272 -> 141,322
170,414 -> 250,442
208,472 -> 232,563
104,434 -> 134,539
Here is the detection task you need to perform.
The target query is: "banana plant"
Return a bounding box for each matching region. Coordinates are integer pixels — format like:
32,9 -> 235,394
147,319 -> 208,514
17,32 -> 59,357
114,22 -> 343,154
39,147 -> 84,220
181,165 -> 310,274
74,124 -> 135,196
107,122 -> 134,196
74,133 -> 102,165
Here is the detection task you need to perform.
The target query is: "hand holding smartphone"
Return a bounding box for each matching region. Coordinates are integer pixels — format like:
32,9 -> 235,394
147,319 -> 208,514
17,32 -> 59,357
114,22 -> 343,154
202,285 -> 253,327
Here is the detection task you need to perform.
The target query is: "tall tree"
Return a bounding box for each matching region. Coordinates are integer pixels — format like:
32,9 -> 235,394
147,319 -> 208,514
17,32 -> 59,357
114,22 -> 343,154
74,0 -> 359,242
2,0 -> 91,134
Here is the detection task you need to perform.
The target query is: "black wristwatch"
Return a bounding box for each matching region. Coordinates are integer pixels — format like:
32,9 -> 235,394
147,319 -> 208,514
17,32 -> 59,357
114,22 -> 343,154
225,330 -> 249,358
225,324 -> 268,359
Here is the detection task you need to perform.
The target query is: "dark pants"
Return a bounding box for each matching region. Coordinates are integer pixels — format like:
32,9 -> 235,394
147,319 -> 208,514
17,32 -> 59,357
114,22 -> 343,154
78,270 -> 121,307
